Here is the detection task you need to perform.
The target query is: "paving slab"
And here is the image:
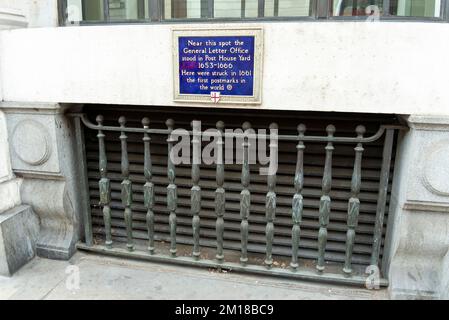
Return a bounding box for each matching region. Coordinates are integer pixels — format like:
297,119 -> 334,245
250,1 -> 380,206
0,252 -> 389,300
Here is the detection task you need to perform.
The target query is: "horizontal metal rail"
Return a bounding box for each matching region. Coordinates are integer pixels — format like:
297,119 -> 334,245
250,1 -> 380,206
76,243 -> 389,287
73,112 -> 404,288
78,113 -> 405,144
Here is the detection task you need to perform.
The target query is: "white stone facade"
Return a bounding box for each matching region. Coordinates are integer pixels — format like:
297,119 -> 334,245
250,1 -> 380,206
0,0 -> 448,299
0,1 -> 39,277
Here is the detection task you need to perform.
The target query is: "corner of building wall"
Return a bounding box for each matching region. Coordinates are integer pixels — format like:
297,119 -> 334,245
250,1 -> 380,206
1,102 -> 84,261
382,126 -> 411,278
440,250 -> 449,299
0,102 -> 40,276
385,115 -> 449,300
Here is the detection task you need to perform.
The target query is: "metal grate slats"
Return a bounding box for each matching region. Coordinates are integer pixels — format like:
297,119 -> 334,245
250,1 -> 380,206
82,105 -> 398,270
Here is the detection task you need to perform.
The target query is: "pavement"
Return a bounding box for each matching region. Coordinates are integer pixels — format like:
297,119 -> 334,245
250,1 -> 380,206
0,252 -> 389,300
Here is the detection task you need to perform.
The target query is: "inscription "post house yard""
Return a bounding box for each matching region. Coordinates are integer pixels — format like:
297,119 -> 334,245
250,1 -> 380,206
173,28 -> 263,104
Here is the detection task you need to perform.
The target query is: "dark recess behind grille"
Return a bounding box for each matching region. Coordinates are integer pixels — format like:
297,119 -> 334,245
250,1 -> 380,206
83,105 -> 399,268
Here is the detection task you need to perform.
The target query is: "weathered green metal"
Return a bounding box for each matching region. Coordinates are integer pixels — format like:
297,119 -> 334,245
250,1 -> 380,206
291,124 -> 306,270
215,121 -> 225,263
119,116 -> 134,252
97,115 -> 112,249
265,123 -> 278,269
240,122 -> 251,266
191,120 -> 202,261
77,243 -> 390,288
343,125 -> 366,275
142,118 -> 155,255
371,129 -> 395,267
166,119 -> 178,257
78,113 -> 405,285
317,125 -> 335,272
81,114 -> 402,144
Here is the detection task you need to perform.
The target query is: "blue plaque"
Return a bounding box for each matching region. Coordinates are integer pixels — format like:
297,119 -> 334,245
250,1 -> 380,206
179,36 -> 255,96
173,29 -> 263,104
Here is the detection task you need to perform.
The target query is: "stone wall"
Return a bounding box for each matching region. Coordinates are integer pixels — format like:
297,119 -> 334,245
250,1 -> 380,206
384,115 -> 449,299
0,3 -> 39,277
0,103 -> 83,260
0,0 -> 448,299
2,22 -> 449,115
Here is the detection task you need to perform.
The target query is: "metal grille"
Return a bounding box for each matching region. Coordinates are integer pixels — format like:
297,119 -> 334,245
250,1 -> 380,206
74,105 -> 403,286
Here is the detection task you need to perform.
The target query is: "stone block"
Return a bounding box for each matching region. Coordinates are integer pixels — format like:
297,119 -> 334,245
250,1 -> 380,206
0,205 -> 39,277
385,115 -> 449,300
1,103 -> 83,261
21,179 -> 77,261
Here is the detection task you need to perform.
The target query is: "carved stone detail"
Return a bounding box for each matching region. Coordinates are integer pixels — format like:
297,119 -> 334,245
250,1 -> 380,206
422,141 -> 449,197
11,120 -> 51,166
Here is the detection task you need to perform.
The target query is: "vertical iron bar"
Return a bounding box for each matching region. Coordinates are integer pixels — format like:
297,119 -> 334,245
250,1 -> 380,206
103,0 -> 110,21
440,0 -> 449,21
258,0 -> 265,17
370,129 -> 395,267
74,115 -> 93,247
97,115 -> 112,249
291,124 -> 306,270
241,0 -> 246,18
138,0 -> 146,19
201,0 -> 209,18
352,0 -> 357,15
166,119 -> 178,257
119,116 -> 134,252
317,0 -> 329,18
273,0 -> 279,17
191,120 -> 202,261
149,0 -> 161,21
158,0 -> 163,20
208,0 -> 214,18
317,125 -> 335,272
82,0 -> 88,21
240,122 -> 252,266
215,121 -> 225,263
265,123 -> 278,269
58,0 -> 68,26
343,126 -> 366,275
142,118 -> 155,255
383,0 -> 390,16
170,0 -> 175,19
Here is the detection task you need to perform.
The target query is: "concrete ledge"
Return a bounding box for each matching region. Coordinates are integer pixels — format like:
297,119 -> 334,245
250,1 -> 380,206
0,252 -> 389,300
0,205 -> 39,277
403,200 -> 449,213
0,8 -> 27,30
407,115 -> 449,131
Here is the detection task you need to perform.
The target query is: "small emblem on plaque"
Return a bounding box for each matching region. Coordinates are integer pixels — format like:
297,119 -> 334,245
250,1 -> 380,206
210,92 -> 221,104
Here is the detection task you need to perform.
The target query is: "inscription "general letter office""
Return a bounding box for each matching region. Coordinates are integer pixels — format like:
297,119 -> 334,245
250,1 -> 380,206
173,28 -> 263,104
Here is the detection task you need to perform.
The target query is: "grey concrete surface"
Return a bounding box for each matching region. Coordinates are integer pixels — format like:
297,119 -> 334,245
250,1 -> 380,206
0,205 -> 39,277
0,252 -> 389,300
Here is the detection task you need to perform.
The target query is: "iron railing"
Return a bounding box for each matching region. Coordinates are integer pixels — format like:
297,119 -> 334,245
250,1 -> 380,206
74,113 -> 405,287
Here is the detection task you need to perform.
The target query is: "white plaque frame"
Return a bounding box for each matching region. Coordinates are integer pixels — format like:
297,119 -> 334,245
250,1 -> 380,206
173,27 -> 263,105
